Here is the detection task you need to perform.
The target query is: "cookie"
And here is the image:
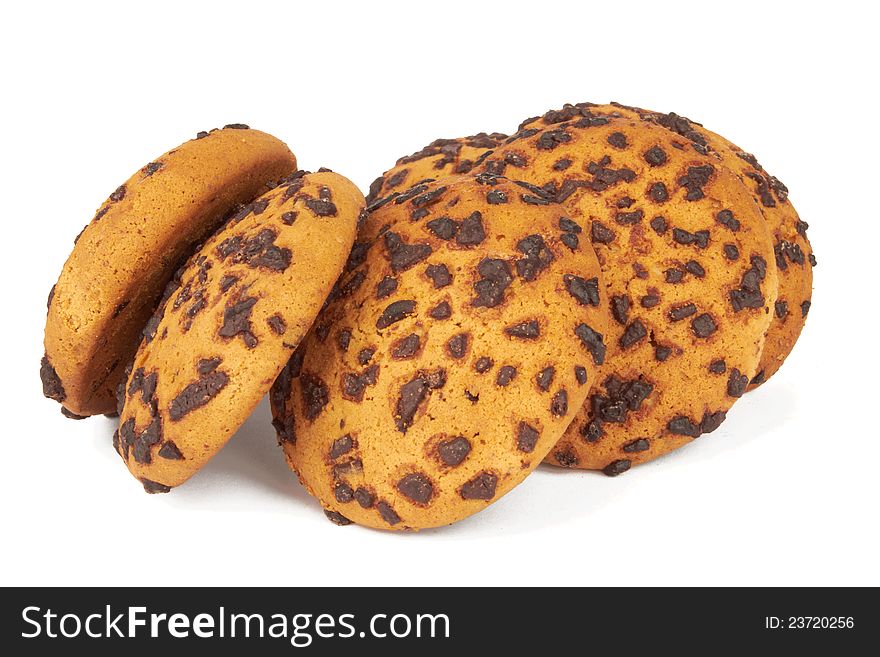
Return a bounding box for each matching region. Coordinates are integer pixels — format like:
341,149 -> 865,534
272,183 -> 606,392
270,174 -> 609,529
477,115 -> 779,472
365,132 -> 507,205
43,126 -> 297,417
521,102 -> 814,389
114,170 -> 364,492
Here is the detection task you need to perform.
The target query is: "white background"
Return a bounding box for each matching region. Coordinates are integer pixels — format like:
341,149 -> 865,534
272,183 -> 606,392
2,0 -> 878,587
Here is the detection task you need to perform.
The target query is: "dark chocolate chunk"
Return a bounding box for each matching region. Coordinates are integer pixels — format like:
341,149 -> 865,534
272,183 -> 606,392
536,366 -> 555,392
267,314 -> 287,335
428,301 -> 452,320
377,300 -> 416,329
564,274 -> 600,306
619,320 -> 647,348
376,501 -> 401,526
446,333 -> 469,359
425,263 -> 452,288
397,473 -> 434,505
438,436 -> 471,466
329,434 -> 354,459
459,472 -> 498,500
168,369 -> 228,421
591,221 -> 616,244
575,323 -> 606,365
517,422 -> 540,453
727,368 -> 748,398
456,211 -> 486,246
603,459 -> 632,476
391,334 -> 421,360
644,146 -> 668,166
474,356 -> 493,373
551,389 -> 568,416
496,365 -> 517,387
385,232 -> 432,273
611,295 -> 631,325
300,372 -> 330,420
140,478 -> 171,494
669,303 -> 697,321
623,438 -> 650,453
472,258 -> 513,308
515,234 -> 554,282
691,313 -> 717,338
505,319 -> 540,339
158,441 -> 183,460
40,355 -> 66,402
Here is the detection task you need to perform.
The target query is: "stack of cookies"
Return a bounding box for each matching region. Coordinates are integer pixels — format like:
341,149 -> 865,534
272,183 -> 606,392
41,103 -> 815,530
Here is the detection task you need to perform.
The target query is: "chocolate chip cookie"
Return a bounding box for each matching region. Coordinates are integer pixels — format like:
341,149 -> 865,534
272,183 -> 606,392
477,115 -> 778,473
43,126 -> 297,417
115,170 -> 364,492
521,102 -> 813,389
270,174 -> 609,529
365,133 -> 507,205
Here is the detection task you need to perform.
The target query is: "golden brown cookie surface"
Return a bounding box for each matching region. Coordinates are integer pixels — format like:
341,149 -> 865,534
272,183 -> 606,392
115,171 -> 363,492
521,102 -> 813,389
478,115 -> 778,473
43,126 -> 297,417
271,174 -> 609,529
365,133 -> 507,205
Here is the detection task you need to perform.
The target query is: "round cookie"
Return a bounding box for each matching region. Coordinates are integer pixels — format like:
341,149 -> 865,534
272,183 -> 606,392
521,102 -> 814,389
270,174 -> 610,530
365,132 -> 507,205
114,170 -> 364,492
43,125 -> 297,417
477,115 -> 779,473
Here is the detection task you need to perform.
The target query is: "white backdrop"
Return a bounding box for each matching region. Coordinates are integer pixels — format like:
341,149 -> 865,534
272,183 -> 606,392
2,0 -> 877,586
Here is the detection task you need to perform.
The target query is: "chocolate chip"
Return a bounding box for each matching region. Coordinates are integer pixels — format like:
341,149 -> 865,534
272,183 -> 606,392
109,184 -> 126,202
438,436 -> 471,466
329,435 -> 355,460
517,422 -> 540,453
334,482 -> 354,503
446,333 -> 469,359
678,164 -> 714,201
537,129 -> 572,150
409,186 -> 448,208
218,296 -> 258,348
158,441 -> 183,460
664,268 -> 684,284
341,364 -> 379,403
472,258 -> 513,308
324,509 -> 352,526
456,211 -> 486,246
554,447 -> 580,467
591,221 -> 616,244
355,348 -> 374,366
563,274 -> 600,306
551,389 -> 568,416
391,334 -> 421,360
459,472 -> 497,500
216,228 -> 292,272
352,487 -> 375,508
691,313 -> 717,338
641,294 -> 660,308
723,244 -> 740,260
607,132 -> 628,148
487,189 -> 508,204
801,300 -> 811,317
709,359 -> 726,374
701,410 -> 726,433
727,368 -> 748,397
775,300 -> 789,319
615,209 -> 644,225
575,323 -> 606,365
425,263 -> 452,288
168,369 -> 228,421
40,355 -> 66,402
611,295 -> 631,325
377,299 -> 416,329
496,366 -> 517,387
644,146 -> 667,166
267,314 -> 287,335
426,216 -> 458,240
619,320 -> 647,348
750,370 -> 766,386
603,459 -> 632,476
305,196 -> 337,217
716,209 -> 740,232
554,158 -> 573,170
385,232 -> 432,273
667,415 -> 701,437
654,344 -> 672,361
475,356 -> 493,373
429,301 -> 452,320
575,365 -> 588,385
515,235 -> 554,282
394,369 -> 445,432
505,320 -> 540,339
372,276 -> 396,301
649,215 -> 668,235
559,217 -> 582,233
140,478 -> 171,494
142,162 -> 163,177
376,501 -> 401,526
299,372 -> 329,421
397,473 -> 434,505
536,366 -> 555,392
623,438 -> 650,453
669,303 -> 697,321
